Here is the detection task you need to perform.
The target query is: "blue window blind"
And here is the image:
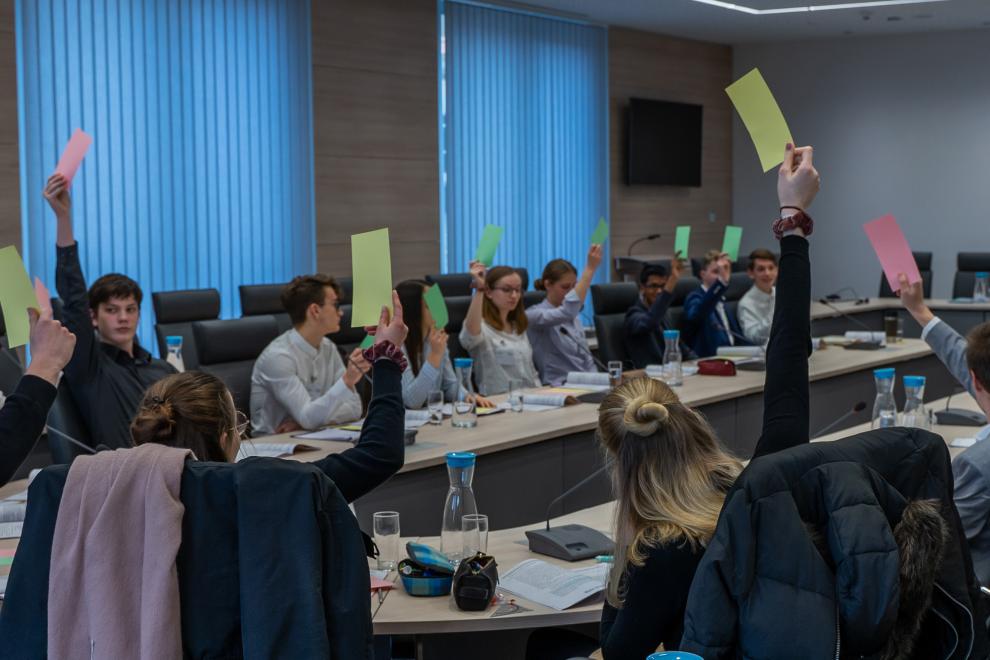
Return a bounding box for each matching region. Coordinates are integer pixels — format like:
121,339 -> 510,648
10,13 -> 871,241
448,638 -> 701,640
16,0 -> 315,353
440,1 -> 609,308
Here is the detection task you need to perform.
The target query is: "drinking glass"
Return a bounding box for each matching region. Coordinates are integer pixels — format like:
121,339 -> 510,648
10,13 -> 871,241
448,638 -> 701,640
427,390 -> 444,425
462,513 -> 489,557
373,511 -> 401,571
507,379 -> 524,413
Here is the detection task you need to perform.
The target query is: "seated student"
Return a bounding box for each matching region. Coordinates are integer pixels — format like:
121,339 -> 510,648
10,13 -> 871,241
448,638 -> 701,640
394,279 -> 494,409
525,246 -> 603,385
737,248 -> 778,345
250,275 -> 370,435
596,143 -> 819,659
623,258 -> 694,368
0,308 -> 76,486
459,262 -> 541,396
683,249 -> 747,357
44,173 -> 176,449
136,294 -> 407,502
898,274 -> 990,584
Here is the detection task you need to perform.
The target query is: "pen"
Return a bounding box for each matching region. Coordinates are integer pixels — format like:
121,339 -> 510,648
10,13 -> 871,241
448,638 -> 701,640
595,555 -> 613,563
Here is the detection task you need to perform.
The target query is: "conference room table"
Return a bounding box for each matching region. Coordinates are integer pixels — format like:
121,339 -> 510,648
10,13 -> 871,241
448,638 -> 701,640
368,391 -> 985,660
271,337 -> 955,536
809,297 -> 990,338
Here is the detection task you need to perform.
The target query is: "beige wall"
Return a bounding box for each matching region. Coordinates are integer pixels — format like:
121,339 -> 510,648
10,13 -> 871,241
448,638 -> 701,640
609,28 -> 733,273
0,0 -> 19,252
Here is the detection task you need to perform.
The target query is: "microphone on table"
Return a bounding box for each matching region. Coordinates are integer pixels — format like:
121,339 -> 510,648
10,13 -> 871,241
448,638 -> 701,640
934,385 -> 987,427
559,326 -> 608,372
811,401 -> 868,439
824,287 -> 869,305
816,299 -> 883,350
46,425 -> 97,455
525,460 -> 615,562
626,234 -> 661,256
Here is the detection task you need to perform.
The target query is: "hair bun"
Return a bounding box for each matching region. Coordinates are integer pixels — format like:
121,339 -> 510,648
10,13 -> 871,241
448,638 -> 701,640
623,396 -> 669,436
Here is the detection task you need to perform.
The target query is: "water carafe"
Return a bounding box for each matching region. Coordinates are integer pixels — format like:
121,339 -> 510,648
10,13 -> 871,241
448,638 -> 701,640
901,375 -> 930,429
871,368 -> 897,429
662,330 -> 683,386
440,451 -> 478,562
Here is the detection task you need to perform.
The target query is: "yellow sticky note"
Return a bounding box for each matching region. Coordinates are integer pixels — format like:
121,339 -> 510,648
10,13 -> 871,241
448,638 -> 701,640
350,228 -> 393,328
725,68 -> 793,172
0,246 -> 40,347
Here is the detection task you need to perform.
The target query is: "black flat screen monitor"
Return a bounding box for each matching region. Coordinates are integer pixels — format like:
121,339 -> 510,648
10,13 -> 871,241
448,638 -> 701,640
627,98 -> 702,187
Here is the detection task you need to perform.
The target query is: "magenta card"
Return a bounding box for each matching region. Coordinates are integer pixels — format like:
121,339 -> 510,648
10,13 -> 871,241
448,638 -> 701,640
863,214 -> 921,293
55,129 -> 93,186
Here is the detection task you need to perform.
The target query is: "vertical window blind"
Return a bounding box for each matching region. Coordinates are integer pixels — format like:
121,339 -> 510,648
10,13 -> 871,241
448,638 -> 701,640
440,1 -> 609,310
16,0 -> 316,352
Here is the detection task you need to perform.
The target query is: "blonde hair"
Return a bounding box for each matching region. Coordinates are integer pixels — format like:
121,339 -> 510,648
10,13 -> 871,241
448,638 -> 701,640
598,377 -> 742,607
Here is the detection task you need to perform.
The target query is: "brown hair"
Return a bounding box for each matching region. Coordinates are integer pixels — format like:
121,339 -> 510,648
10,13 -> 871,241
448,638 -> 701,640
396,279 -> 430,376
535,259 -> 577,292
130,372 -> 239,463
482,266 -> 528,333
88,273 -> 143,311
747,248 -> 778,268
966,322 -> 990,391
701,249 -> 723,269
281,274 -> 341,326
597,377 -> 742,607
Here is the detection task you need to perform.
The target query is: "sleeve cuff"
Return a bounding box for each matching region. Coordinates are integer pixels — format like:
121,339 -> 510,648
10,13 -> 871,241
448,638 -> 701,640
14,375 -> 58,410
329,376 -> 359,402
921,316 -> 942,341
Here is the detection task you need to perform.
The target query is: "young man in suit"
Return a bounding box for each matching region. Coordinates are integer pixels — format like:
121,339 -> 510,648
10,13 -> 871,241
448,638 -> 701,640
899,272 -> 990,584
683,249 -> 747,358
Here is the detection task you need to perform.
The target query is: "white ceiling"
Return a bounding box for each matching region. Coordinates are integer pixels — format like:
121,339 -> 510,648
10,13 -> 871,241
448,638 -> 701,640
516,0 -> 990,44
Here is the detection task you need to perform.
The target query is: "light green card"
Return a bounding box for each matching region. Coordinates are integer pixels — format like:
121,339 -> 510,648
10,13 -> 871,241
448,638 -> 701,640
0,246 -> 40,348
590,217 -> 609,245
674,226 -> 691,259
725,68 -> 794,172
359,334 -> 375,350
474,225 -> 504,267
721,226 -> 743,262
423,283 -> 449,329
350,228 -> 393,328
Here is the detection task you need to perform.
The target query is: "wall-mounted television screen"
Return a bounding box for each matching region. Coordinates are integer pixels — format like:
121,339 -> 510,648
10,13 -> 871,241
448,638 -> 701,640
627,98 -> 702,187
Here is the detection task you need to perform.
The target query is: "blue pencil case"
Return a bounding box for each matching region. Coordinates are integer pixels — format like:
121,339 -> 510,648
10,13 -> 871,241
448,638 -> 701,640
398,542 -> 456,597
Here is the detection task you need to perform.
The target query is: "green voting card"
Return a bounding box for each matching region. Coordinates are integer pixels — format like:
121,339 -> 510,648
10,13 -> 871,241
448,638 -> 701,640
0,246 -> 40,348
359,334 -> 375,350
590,218 -> 609,246
350,228 -> 393,328
423,283 -> 449,329
474,225 -> 504,266
721,226 -> 743,262
725,68 -> 794,172
674,226 -> 691,259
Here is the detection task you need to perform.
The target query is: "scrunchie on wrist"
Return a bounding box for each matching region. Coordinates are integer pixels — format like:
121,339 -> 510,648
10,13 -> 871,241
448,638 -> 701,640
362,340 -> 408,372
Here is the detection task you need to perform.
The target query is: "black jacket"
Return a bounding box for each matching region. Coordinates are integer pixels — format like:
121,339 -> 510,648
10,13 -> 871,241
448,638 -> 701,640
680,427 -> 990,660
0,375 -> 56,486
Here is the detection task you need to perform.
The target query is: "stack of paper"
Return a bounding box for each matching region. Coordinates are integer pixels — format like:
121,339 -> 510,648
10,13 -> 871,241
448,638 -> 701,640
562,372 -> 611,392
294,427 -> 361,442
499,559 -> 609,610
235,442 -> 317,461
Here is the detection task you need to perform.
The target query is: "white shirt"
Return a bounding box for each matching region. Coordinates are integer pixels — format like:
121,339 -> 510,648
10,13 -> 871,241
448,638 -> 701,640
250,329 -> 362,435
738,285 -> 775,345
459,320 -> 541,396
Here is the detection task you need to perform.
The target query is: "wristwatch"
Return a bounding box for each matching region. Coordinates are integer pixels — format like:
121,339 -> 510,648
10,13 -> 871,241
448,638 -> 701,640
772,210 -> 814,240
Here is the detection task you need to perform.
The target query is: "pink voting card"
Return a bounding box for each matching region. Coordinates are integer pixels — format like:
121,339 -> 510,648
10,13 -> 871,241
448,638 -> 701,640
55,129 -> 93,186
33,277 -> 52,317
370,576 -> 394,591
863,214 -> 921,293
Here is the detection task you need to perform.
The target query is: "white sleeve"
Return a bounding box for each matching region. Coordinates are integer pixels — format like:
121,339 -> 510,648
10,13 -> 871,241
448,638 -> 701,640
257,351 -> 359,430
920,316 -> 942,341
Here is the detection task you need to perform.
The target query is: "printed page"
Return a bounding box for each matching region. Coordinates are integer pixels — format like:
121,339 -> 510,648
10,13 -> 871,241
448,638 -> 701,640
294,428 -> 361,442
499,559 -> 608,610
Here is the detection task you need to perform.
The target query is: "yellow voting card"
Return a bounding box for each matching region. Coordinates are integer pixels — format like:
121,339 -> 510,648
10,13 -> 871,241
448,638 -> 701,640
0,246 -> 40,347
725,68 -> 793,172
350,228 -> 393,327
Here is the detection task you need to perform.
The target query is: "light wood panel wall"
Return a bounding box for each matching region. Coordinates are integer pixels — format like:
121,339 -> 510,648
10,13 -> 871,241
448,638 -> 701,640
311,0 -> 441,283
609,28 -> 733,274
0,0 -> 20,252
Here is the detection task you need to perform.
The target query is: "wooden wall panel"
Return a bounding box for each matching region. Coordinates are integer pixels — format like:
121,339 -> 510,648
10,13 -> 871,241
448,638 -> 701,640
0,0 -> 20,252
311,0 -> 440,283
609,28 -> 733,275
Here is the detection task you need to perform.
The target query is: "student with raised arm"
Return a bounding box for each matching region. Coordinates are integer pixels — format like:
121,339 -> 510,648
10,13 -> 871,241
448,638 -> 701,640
623,256 -> 694,368
525,245 -> 603,385
250,275 -> 370,436
0,309 -> 76,486
43,173 -> 176,450
898,274 -> 990,584
595,144 -> 819,660
459,262 -> 541,396
682,250 -> 747,357
394,280 -> 494,409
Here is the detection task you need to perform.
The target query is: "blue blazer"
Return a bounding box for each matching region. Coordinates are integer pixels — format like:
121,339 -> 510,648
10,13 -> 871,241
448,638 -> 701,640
682,281 -> 747,358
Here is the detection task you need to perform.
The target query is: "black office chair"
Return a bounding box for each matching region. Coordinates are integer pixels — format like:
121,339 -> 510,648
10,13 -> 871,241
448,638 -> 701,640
523,290 -> 546,308
444,296 -> 472,360
193,316 -> 280,416
46,383 -> 94,464
724,272 -> 753,302
152,288 -> 222,370
516,268 -> 530,291
878,251 -> 932,298
239,283 -> 292,333
334,277 -> 353,306
953,253 -> 990,299
425,273 -> 473,298
590,283 -> 639,368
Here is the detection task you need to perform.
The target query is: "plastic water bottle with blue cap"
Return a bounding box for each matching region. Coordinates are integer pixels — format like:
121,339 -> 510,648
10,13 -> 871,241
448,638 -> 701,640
662,329 -> 683,386
901,375 -> 931,429
872,368 -> 897,429
165,335 -> 186,373
441,451 -> 478,561
452,357 -> 477,428
975,272 -> 989,302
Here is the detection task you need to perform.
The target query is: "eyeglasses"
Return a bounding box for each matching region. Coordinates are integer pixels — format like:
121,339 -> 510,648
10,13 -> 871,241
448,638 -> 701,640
231,410 -> 249,440
492,286 -> 522,295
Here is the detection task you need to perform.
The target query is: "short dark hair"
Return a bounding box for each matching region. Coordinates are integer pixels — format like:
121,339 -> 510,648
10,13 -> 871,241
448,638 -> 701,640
88,273 -> 143,311
966,322 -> 990,390
639,264 -> 668,285
747,248 -> 778,268
281,274 -> 340,326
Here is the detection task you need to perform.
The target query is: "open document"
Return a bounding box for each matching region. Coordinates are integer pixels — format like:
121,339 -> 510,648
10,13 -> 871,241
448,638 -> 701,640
235,442 -> 318,461
499,559 -> 609,610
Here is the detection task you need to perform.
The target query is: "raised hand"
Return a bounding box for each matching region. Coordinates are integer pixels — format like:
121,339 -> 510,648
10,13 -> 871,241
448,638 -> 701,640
586,244 -> 604,272
373,290 -> 408,347
777,143 -> 820,211
24,307 -> 76,386
469,261 -> 487,291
